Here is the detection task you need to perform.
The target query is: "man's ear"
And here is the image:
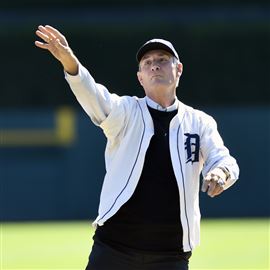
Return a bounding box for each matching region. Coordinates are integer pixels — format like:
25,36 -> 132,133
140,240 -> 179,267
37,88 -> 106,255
137,71 -> 144,86
177,62 -> 183,77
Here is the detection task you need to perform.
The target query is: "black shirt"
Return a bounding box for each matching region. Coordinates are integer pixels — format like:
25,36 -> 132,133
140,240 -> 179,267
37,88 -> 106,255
95,106 -> 184,252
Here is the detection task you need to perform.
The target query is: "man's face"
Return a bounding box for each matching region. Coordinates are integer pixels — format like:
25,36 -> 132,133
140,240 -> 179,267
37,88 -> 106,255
137,49 -> 182,96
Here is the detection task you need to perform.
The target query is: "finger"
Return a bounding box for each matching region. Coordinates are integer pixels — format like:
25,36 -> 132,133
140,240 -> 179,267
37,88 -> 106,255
36,30 -> 50,43
38,25 -> 57,40
204,173 -> 212,182
208,181 -> 225,197
207,181 -> 218,197
37,25 -> 50,35
205,173 -> 222,184
201,180 -> 210,192
202,172 -> 216,191
45,25 -> 64,38
210,185 -> 224,197
45,25 -> 68,46
211,174 -> 219,182
214,187 -> 225,196
34,41 -> 49,50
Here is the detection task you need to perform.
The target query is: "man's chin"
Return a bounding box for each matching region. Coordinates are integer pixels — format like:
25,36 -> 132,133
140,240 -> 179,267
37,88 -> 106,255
150,79 -> 171,88
150,78 -> 167,85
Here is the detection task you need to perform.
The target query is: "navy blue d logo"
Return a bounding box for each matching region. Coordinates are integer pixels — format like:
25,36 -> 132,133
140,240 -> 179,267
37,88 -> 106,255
184,133 -> 200,163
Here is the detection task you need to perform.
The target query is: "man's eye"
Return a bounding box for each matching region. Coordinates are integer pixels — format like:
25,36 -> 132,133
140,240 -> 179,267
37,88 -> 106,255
159,58 -> 167,62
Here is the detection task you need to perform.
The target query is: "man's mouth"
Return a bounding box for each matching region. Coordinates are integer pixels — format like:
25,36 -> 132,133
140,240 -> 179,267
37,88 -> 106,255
151,74 -> 163,79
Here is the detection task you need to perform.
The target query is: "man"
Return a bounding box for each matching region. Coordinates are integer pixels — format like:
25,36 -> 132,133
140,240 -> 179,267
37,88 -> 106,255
35,25 -> 239,270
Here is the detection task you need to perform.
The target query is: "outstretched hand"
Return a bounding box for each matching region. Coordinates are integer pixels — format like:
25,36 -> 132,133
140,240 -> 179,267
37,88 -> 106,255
35,25 -> 79,75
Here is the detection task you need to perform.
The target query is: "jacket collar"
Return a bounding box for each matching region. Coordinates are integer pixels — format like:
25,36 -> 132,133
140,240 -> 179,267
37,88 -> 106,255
138,97 -> 186,130
145,96 -> 178,112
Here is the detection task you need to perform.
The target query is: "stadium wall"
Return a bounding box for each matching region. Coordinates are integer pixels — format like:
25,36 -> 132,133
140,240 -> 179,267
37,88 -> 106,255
0,107 -> 269,221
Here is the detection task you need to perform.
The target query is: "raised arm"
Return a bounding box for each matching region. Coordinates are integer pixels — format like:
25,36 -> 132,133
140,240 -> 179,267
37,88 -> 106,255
35,25 -> 127,139
35,25 -> 78,75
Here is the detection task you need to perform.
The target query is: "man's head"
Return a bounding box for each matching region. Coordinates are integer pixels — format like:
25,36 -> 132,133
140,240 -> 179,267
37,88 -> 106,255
136,39 -> 183,103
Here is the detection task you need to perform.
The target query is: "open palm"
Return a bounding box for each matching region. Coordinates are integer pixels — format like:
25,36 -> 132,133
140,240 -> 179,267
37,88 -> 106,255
35,25 -> 78,74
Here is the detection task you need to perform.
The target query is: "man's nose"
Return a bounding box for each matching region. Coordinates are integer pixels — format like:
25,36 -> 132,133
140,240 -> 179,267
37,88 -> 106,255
151,64 -> 160,71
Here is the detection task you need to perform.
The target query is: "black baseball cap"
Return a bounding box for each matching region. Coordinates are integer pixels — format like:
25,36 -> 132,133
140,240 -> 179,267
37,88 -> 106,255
136,38 -> 179,63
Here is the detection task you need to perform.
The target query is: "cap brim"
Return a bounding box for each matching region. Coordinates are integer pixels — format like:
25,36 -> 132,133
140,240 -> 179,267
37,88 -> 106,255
136,42 -> 177,62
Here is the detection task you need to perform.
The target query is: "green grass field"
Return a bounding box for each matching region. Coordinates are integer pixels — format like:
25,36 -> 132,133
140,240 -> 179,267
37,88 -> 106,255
1,218 -> 269,270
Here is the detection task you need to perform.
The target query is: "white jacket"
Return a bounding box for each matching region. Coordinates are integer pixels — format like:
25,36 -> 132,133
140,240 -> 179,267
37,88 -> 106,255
65,64 -> 239,252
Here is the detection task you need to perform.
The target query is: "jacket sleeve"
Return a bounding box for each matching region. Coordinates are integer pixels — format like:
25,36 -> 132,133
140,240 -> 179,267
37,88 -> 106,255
65,63 -> 126,140
200,114 -> 240,189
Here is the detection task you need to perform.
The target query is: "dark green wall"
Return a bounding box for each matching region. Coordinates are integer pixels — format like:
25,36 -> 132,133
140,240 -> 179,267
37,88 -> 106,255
0,4 -> 269,107
1,107 -> 269,221
1,0 -> 269,8
0,3 -> 269,221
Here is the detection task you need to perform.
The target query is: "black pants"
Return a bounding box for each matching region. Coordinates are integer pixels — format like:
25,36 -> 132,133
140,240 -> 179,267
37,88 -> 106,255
85,239 -> 191,270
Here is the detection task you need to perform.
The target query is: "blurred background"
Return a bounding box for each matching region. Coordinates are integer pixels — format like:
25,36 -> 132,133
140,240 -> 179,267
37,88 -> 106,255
0,0 -> 269,268
1,0 -> 269,221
